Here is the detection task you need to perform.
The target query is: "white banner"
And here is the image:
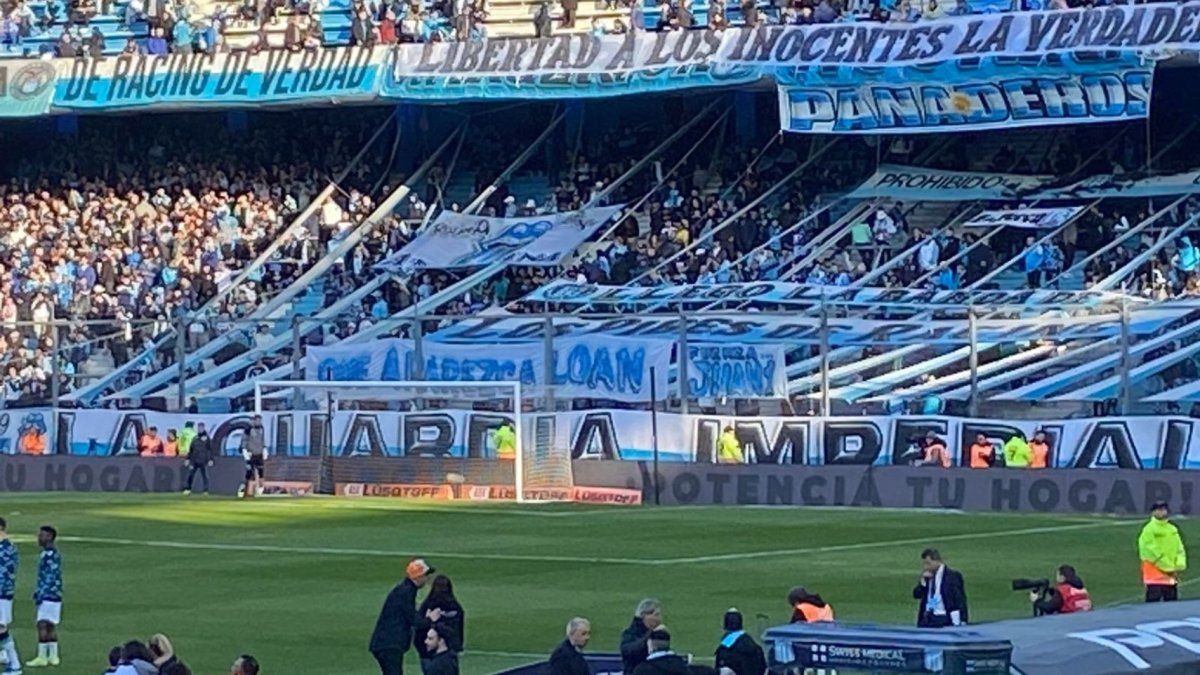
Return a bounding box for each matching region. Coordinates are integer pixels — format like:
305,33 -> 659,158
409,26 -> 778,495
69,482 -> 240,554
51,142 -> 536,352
527,280 -> 1121,309
1039,168 -> 1200,199
392,30 -> 729,79
687,344 -> 787,398
961,206 -> 1085,229
380,204 -> 621,271
778,69 -> 1151,135
718,4 -> 1200,68
846,164 -> 1050,201
427,310 -> 1182,346
301,336 -> 671,402
12,408 -> 1200,469
849,164 -> 1200,202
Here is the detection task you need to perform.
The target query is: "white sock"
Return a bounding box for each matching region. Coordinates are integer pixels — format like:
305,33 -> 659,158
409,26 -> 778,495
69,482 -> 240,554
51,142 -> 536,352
7,635 -> 20,667
47,642 -> 57,660
38,643 -> 48,659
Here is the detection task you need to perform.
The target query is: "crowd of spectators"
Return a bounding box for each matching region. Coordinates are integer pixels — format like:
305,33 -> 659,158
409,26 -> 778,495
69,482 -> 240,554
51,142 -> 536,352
2,101 -> 1199,411
0,108 -> 394,406
1,0 -> 1156,59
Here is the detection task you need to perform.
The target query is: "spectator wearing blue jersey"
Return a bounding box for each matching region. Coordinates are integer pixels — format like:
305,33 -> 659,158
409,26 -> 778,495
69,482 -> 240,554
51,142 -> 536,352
172,19 -> 192,53
0,517 -> 20,674
1023,235 -> 1045,289
1173,236 -> 1199,290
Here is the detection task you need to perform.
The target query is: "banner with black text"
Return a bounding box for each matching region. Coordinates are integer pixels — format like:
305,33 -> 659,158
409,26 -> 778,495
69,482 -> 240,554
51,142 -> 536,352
53,47 -> 382,111
778,67 -> 1151,134
718,3 -> 1200,68
961,206 -> 1085,229
7,408 -> 1200,470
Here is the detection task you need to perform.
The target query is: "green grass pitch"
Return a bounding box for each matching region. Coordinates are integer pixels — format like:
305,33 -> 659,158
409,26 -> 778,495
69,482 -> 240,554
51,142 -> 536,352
0,494 -> 1193,674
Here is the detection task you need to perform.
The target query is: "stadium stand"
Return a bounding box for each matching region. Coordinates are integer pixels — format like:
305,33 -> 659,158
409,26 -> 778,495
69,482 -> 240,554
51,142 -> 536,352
0,0 -> 1109,57
3,96 -> 1199,418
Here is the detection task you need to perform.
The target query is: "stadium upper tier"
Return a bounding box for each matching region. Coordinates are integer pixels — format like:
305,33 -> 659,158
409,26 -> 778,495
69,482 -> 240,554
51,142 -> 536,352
0,0 -> 1162,57
4,99 -> 1200,418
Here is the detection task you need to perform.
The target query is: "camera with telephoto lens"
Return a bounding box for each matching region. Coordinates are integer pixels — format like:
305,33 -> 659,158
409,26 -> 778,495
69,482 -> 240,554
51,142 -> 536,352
1012,578 -> 1052,616
1011,578 -> 1050,593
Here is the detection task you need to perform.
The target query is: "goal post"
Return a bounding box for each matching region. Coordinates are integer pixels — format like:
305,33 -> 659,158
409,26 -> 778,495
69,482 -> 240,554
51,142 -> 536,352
252,379 -> 578,502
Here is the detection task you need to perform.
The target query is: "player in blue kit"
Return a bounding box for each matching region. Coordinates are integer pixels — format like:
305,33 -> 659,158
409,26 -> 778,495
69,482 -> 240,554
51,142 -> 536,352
25,527 -> 60,669
0,518 -> 21,674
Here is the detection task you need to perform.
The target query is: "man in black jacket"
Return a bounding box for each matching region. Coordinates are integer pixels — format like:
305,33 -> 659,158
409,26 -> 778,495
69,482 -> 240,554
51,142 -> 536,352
620,598 -> 663,674
913,548 -> 968,628
548,617 -> 590,675
183,422 -> 213,495
370,559 -> 434,675
420,624 -> 459,675
631,629 -> 688,675
714,609 -> 765,675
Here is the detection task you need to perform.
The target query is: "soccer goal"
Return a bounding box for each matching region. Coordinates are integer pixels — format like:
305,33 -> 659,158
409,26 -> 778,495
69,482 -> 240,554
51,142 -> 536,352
253,380 -> 574,502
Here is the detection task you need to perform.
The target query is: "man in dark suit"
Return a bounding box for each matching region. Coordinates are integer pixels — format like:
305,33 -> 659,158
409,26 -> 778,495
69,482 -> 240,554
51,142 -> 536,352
913,548 -> 968,628
549,617 -> 590,675
621,598 -> 663,674
370,559 -> 434,675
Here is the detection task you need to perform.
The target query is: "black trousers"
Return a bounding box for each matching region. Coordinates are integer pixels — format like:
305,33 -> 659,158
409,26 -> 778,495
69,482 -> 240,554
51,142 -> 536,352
373,649 -> 404,675
185,464 -> 209,492
1146,584 -> 1179,602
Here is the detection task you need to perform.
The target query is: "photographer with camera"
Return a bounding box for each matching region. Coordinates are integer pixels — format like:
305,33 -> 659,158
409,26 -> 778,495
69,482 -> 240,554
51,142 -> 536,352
1017,566 -> 1092,616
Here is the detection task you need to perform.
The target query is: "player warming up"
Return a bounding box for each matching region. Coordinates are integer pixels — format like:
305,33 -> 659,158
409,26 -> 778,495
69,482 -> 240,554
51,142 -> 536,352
25,527 -> 61,669
0,518 -> 21,675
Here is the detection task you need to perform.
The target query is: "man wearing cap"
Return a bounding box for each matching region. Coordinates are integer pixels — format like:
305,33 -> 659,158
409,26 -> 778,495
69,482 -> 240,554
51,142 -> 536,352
1139,501 -> 1187,602
631,628 -> 688,675
370,559 -> 434,675
714,609 -> 765,675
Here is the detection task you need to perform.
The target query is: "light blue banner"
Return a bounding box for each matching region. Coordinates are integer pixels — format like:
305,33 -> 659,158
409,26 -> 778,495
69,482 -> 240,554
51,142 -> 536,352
773,52 -> 1146,87
0,60 -> 56,117
777,53 -> 1152,135
53,47 -> 381,110
302,336 -> 673,402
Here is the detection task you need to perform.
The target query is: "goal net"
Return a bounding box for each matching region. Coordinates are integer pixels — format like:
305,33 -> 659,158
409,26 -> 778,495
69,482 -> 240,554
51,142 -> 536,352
253,380 -> 574,502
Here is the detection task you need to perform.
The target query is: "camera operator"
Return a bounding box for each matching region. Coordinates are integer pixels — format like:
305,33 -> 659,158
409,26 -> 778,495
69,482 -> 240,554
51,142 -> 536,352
1030,566 -> 1092,615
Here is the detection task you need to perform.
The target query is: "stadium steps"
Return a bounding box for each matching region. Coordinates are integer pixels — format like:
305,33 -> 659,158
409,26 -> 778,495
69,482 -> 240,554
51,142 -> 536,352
507,173 -> 552,209
2,2 -> 148,58
290,277 -> 327,317
902,201 -> 959,236
443,171 -> 478,210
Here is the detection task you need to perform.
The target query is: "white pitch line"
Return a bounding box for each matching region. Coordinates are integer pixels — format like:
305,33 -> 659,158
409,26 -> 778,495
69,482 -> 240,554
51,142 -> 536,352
10,520 -> 1132,568
655,520 -> 1132,565
34,535 -> 658,566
